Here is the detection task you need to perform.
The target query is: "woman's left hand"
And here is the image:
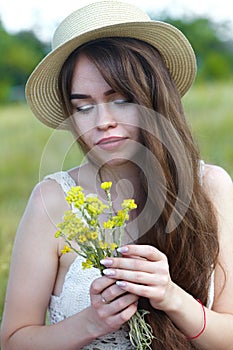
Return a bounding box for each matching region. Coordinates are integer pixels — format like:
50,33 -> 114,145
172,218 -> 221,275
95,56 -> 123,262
100,244 -> 175,312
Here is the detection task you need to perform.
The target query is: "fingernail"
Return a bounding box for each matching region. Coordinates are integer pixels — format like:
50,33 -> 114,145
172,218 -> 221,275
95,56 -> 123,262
117,246 -> 128,253
103,269 -> 115,276
116,281 -> 127,288
100,259 -> 113,266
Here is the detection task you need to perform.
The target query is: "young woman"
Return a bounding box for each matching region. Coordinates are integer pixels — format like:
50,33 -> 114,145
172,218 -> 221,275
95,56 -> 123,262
1,1 -> 233,350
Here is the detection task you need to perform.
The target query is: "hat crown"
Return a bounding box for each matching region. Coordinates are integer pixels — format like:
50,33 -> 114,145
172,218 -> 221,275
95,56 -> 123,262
52,0 -> 150,49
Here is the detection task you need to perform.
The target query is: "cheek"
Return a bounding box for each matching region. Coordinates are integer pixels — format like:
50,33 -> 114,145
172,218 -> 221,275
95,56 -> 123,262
77,131 -> 94,150
133,125 -> 142,140
122,107 -> 141,129
72,115 -> 95,142
125,114 -> 142,142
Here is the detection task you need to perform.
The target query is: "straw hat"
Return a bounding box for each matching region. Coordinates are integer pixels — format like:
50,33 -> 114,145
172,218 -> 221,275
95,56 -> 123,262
25,0 -> 197,129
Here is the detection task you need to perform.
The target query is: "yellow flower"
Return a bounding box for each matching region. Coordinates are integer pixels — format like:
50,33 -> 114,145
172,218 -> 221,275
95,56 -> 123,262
55,183 -> 152,349
82,259 -> 93,269
61,245 -> 71,254
66,186 -> 85,208
57,210 -> 88,240
90,231 -> 98,240
86,204 -> 97,216
55,230 -> 62,238
90,219 -> 98,226
101,181 -> 112,191
86,232 -> 91,240
110,243 -> 118,251
78,235 -> 87,243
86,197 -> 108,217
99,241 -> 108,249
113,210 -> 129,226
103,220 -> 115,229
122,199 -> 137,210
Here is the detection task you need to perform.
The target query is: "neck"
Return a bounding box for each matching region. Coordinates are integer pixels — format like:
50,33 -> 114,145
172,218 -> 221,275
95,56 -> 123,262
77,161 -> 145,244
76,160 -> 144,208
100,162 -> 141,184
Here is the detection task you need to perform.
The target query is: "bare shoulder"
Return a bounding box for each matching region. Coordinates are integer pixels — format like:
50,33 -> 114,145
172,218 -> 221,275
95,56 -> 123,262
27,176 -> 70,223
202,164 -> 233,257
202,163 -> 233,203
16,176 -> 71,253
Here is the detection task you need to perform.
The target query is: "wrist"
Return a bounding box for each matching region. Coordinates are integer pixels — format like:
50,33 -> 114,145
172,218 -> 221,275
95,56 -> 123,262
186,299 -> 206,340
162,282 -> 183,314
163,287 -> 207,341
84,307 -> 107,341
80,307 -> 102,342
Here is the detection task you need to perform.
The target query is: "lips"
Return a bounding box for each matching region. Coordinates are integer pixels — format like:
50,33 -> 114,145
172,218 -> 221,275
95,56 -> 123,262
96,136 -> 128,150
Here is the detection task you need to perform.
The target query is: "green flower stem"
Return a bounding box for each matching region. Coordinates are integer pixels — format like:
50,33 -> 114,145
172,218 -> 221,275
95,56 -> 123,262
128,310 -> 154,350
64,239 -> 79,254
106,189 -> 116,242
118,225 -> 124,247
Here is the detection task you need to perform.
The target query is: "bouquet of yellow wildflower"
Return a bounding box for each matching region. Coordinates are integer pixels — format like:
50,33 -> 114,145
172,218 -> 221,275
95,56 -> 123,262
56,181 -> 154,349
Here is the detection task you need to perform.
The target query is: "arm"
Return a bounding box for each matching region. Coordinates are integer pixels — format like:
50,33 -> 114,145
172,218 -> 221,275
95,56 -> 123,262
1,180 -> 138,350
100,165 -> 233,349
165,165 -> 233,349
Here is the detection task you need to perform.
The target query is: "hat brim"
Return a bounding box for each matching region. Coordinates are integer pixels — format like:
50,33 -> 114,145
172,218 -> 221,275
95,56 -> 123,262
26,21 -> 196,129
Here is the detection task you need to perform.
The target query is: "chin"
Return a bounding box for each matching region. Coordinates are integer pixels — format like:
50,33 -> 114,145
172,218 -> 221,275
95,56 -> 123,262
87,153 -> 134,169
104,157 -> 131,167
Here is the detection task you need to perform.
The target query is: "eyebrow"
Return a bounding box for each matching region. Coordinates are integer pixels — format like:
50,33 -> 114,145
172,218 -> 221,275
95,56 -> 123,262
70,89 -> 115,100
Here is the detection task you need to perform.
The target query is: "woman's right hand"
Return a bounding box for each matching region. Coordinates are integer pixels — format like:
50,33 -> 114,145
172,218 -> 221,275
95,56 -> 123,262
87,275 -> 138,337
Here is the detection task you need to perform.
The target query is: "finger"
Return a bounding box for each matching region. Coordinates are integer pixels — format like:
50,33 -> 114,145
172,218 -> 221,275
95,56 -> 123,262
104,292 -> 139,314
101,256 -> 167,274
117,244 -> 167,262
102,268 -> 168,286
97,291 -> 138,320
115,280 -> 164,301
106,302 -> 138,328
101,282 -> 127,303
90,275 -> 116,297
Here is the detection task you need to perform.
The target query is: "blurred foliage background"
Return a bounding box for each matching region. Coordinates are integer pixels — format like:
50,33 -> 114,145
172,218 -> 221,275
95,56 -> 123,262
0,14 -> 233,103
0,12 -> 233,326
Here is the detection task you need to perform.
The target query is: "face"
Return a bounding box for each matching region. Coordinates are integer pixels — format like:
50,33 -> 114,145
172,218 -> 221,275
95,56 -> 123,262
70,54 -> 142,167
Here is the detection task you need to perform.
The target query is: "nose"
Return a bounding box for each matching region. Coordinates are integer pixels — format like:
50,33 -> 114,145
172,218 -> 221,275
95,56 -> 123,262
96,103 -> 117,130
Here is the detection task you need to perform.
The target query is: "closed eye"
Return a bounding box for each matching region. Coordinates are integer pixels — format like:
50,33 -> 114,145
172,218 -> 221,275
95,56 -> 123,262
113,99 -> 130,105
76,104 -> 94,113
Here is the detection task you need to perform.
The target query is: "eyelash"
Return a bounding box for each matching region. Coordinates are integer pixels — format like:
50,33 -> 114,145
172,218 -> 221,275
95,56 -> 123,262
76,105 -> 93,113
114,99 -> 129,105
76,99 -> 130,114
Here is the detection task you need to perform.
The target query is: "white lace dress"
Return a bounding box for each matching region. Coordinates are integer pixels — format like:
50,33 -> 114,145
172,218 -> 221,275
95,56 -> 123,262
45,166 -> 214,349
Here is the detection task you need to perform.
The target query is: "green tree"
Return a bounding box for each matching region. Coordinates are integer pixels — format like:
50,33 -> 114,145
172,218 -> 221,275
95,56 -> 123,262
152,15 -> 233,81
0,21 -> 48,103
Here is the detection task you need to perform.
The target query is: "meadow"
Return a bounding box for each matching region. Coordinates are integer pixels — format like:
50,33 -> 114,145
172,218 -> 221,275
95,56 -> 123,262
0,81 -> 233,323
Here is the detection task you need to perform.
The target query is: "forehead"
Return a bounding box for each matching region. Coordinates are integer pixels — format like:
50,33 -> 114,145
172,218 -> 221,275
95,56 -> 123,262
71,53 -> 110,91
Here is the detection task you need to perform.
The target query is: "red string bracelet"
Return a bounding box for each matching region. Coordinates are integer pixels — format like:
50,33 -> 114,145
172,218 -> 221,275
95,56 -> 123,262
187,299 -> 206,340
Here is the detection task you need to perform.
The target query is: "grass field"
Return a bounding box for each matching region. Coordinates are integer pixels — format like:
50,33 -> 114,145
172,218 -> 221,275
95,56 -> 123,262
0,81 -> 233,323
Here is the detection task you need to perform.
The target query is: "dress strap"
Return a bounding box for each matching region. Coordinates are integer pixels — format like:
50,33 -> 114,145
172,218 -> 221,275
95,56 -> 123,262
199,160 -> 205,186
44,171 -> 76,196
207,269 -> 215,309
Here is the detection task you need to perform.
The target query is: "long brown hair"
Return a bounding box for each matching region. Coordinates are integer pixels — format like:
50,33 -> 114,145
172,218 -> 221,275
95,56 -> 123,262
58,38 -> 219,349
